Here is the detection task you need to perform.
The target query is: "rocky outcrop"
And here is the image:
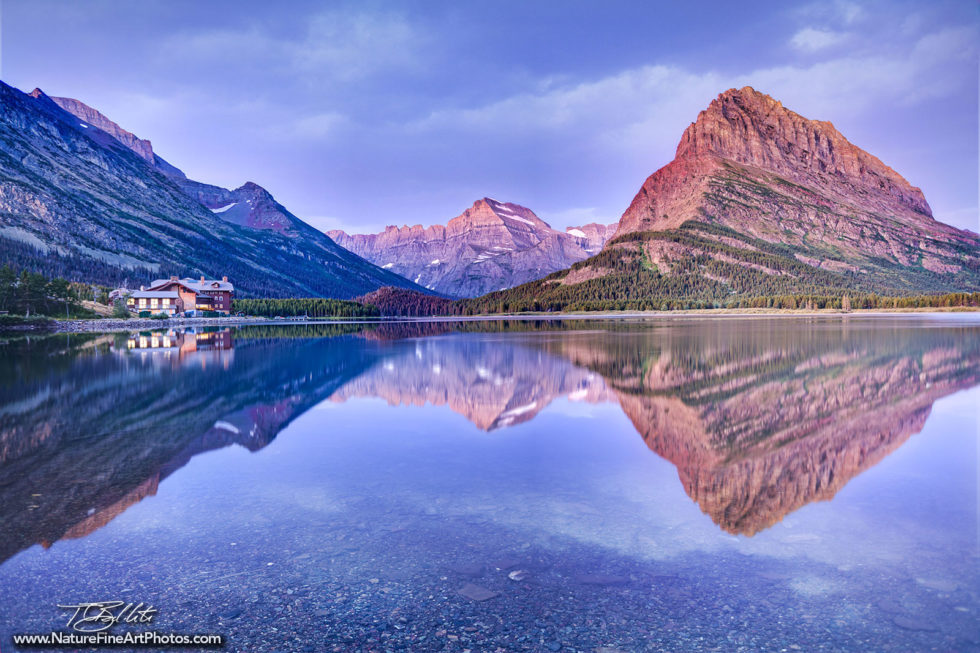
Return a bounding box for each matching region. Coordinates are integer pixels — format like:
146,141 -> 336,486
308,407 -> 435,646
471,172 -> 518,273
566,223 -> 618,255
673,87 -> 931,215
177,179 -> 306,235
48,92 -> 332,237
44,93 -> 156,164
329,199 -> 616,297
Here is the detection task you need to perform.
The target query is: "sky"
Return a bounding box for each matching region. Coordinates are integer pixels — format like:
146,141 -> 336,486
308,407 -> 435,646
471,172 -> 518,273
1,0 -> 977,234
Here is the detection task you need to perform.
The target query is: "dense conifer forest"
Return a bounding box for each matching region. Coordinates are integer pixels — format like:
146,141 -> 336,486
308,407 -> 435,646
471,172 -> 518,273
232,298 -> 379,318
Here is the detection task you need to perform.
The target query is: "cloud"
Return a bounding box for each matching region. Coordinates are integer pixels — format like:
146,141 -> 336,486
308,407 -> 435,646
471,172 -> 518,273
161,8 -> 425,83
790,27 -> 847,52
294,11 -> 424,80
410,24 -> 976,167
412,63 -> 725,169
282,112 -> 349,140
796,0 -> 865,26
835,1 -> 864,25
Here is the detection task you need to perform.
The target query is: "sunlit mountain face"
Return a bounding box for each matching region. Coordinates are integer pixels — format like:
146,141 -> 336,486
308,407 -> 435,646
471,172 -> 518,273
1,317 -> 976,564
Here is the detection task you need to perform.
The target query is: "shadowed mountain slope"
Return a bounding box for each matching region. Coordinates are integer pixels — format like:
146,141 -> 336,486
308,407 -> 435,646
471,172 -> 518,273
0,83 -> 424,298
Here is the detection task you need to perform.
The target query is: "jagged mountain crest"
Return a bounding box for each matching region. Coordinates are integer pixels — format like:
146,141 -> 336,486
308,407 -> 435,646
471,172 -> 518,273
328,199 -> 617,297
674,86 -> 931,215
615,86 -> 945,239
42,91 -> 157,164
37,90 -> 313,236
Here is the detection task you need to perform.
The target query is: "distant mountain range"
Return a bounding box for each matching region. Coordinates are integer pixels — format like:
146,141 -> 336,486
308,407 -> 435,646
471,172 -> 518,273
1,81 -> 976,306
328,199 -> 616,298
463,87 -> 980,312
0,81 -> 423,297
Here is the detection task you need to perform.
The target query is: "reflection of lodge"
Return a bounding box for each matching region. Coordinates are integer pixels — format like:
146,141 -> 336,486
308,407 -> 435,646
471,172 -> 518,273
2,320 -> 978,565
124,328 -> 234,365
0,331 -> 375,565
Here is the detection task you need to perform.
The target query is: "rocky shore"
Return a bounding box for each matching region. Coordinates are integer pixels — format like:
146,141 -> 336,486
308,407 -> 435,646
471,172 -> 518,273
51,316 -> 292,333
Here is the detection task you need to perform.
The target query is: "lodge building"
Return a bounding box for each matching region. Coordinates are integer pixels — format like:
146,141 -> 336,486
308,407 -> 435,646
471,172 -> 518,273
127,276 -> 234,316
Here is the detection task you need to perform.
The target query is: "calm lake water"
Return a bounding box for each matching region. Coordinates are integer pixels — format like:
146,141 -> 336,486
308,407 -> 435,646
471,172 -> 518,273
1,316 -> 978,652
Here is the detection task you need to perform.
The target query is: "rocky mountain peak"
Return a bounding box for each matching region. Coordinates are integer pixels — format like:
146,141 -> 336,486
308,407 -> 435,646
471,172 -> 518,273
236,181 -> 272,198
674,86 -> 930,215
328,198 -> 617,297
26,88 -> 64,114
452,197 -> 553,233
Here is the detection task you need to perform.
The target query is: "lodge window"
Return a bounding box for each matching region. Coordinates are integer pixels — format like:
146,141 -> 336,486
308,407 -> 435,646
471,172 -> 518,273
139,298 -> 147,307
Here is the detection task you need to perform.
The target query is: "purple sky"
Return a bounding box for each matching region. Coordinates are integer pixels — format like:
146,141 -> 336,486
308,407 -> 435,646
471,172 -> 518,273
2,0 -> 977,234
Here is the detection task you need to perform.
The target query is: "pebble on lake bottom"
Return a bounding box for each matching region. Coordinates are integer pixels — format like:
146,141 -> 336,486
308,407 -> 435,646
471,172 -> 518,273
457,582 -> 500,601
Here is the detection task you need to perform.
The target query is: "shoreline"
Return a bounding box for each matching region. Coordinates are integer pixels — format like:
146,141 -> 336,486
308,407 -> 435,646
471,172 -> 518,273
3,305 -> 973,333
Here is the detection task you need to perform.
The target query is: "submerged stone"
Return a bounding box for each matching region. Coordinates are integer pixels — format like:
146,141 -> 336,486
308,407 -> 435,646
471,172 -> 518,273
457,583 -> 499,601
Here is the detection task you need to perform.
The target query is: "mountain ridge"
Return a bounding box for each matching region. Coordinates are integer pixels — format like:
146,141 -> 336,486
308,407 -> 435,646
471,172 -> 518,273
458,87 -> 980,312
329,198 -> 616,297
1,82 -> 424,297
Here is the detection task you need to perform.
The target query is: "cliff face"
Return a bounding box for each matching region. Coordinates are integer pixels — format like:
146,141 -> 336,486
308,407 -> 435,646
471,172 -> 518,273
566,223 -> 618,255
176,179 -> 310,235
46,94 -> 157,164
672,88 -> 931,215
329,199 -> 616,298
48,94 -> 330,238
2,83 -> 422,297
611,86 -> 978,278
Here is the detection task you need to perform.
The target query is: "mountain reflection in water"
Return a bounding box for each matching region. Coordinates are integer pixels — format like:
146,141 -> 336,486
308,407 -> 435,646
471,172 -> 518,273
0,317 -> 976,564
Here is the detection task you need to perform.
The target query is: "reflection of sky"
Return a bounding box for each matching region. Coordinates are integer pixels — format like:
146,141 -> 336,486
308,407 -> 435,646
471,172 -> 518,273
30,380 -> 973,588
4,2 -> 977,233
1,324 -> 977,649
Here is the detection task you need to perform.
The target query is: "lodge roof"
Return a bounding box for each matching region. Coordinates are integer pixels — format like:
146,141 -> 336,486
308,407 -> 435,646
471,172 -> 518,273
130,290 -> 180,299
149,277 -> 234,292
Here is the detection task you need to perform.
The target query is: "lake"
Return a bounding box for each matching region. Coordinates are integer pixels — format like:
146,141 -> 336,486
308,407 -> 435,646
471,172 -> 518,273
1,315 -> 978,652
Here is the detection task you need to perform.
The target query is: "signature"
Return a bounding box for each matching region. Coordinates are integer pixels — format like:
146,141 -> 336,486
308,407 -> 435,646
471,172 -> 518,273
57,601 -> 158,632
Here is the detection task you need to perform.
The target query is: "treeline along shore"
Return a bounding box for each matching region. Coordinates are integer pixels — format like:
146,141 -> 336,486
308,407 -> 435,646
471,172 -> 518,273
1,264 -> 978,332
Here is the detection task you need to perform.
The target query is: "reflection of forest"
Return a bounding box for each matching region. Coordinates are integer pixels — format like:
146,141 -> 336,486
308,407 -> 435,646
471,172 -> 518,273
542,320 -> 980,534
0,330 -> 381,564
334,319 -> 980,534
0,318 -> 976,563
